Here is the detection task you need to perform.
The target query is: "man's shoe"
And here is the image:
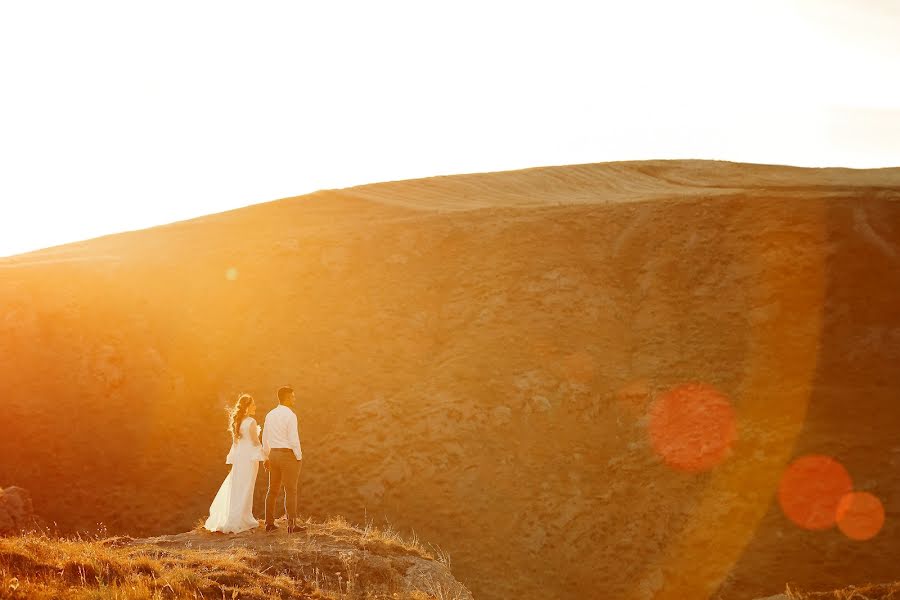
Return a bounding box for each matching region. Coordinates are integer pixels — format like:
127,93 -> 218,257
265,524 -> 278,532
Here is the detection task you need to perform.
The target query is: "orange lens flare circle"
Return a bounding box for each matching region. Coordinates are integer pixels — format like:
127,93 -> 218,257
836,491 -> 885,541
778,455 -> 853,530
648,382 -> 737,473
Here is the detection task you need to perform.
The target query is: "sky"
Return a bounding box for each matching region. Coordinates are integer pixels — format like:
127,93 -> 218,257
1,0 -> 898,257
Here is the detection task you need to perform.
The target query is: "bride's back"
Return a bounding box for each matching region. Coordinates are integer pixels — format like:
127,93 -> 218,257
235,417 -> 256,443
226,417 -> 263,464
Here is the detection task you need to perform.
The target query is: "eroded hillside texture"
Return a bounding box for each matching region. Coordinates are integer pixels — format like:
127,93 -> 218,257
1,160 -> 899,600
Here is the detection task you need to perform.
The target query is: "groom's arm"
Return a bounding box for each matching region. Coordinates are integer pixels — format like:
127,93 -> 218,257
261,415 -> 272,457
289,412 -> 302,461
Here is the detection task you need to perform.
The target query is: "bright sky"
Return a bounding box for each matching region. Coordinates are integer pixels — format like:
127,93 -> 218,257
1,0 -> 898,257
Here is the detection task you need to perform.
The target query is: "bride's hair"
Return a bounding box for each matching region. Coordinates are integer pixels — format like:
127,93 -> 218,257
229,393 -> 254,440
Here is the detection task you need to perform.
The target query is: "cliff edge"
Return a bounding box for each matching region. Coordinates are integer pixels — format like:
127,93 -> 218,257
0,516 -> 471,599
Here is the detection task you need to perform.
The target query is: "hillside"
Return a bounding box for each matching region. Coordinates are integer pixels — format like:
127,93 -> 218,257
0,516 -> 470,599
1,159 -> 899,599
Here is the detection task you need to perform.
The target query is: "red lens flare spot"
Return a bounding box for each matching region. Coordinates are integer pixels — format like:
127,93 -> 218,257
648,383 -> 737,473
836,491 -> 885,541
778,455 -> 852,530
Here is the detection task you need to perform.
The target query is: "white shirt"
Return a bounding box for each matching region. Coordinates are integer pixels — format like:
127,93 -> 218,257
262,405 -> 302,460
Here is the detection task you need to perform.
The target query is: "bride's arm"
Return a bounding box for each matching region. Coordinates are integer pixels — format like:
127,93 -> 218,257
249,419 -> 262,447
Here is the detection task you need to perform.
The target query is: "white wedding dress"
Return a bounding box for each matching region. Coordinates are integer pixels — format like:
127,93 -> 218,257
204,417 -> 266,533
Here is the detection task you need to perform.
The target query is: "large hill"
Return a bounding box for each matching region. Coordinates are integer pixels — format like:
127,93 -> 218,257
1,159 -> 899,599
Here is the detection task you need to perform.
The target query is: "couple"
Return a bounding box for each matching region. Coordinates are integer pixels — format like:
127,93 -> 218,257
204,385 -> 304,534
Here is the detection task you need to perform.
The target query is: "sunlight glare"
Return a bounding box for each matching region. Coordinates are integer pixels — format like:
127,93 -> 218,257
836,491 -> 885,541
0,0 -> 897,257
778,455 -> 853,530
648,382 -> 737,473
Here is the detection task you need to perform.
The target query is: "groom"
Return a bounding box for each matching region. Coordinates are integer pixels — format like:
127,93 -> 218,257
262,385 -> 303,532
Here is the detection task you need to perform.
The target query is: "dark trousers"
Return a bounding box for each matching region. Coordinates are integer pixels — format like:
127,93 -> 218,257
265,450 -> 302,526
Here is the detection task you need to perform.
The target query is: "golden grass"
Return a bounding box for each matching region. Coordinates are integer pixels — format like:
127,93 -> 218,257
0,531 -> 319,599
785,582 -> 900,599
330,515 -> 433,561
0,518 -> 463,600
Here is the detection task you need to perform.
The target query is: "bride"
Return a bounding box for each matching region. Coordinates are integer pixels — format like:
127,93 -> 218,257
205,393 -> 266,533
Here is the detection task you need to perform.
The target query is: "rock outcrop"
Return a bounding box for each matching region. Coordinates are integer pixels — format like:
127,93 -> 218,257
139,518 -> 472,599
0,516 -> 471,599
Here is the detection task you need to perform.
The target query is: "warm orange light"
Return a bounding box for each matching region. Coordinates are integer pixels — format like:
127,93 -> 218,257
616,379 -> 652,416
836,491 -> 885,541
778,455 -> 852,530
648,382 -> 737,473
559,350 -> 596,384
226,267 -> 239,281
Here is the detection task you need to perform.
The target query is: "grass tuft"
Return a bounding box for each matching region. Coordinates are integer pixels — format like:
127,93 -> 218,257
0,531 -> 322,599
784,581 -> 900,599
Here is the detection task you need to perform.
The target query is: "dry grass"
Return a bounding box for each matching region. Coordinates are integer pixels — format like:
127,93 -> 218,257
190,515 -> 434,561
0,518 -> 466,600
0,531 -> 320,599
785,582 -> 900,599
346,516 -> 432,561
